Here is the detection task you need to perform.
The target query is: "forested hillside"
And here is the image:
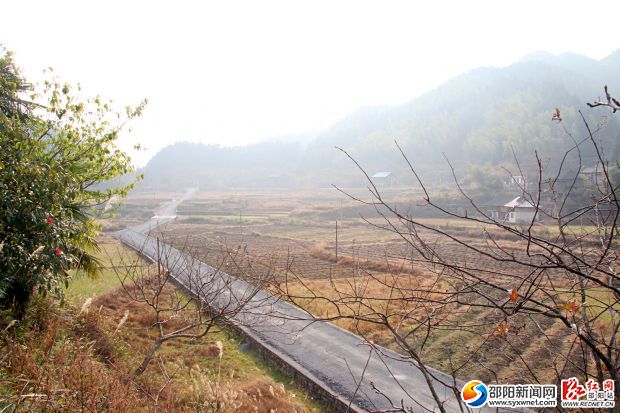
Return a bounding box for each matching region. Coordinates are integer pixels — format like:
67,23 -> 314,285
139,50 -> 620,190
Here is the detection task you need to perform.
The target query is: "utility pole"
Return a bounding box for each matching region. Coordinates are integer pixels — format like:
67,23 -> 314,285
335,220 -> 338,260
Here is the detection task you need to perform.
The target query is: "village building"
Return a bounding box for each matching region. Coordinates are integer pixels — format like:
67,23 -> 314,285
488,195 -> 537,224
371,171 -> 394,186
507,175 -> 527,187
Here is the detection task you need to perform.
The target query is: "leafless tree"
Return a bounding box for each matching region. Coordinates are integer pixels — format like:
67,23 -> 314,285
132,357 -> 176,413
588,85 -> 620,113
278,89 -> 620,411
112,233 -> 278,377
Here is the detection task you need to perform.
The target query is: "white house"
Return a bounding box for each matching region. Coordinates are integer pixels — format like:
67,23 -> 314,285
371,171 -> 394,186
502,196 -> 537,224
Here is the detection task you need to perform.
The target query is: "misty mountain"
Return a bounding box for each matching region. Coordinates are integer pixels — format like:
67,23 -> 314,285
138,50 -> 620,190
137,141 -> 307,190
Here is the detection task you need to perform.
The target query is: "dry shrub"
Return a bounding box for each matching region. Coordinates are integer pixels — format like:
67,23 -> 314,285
132,311 -> 158,327
94,291 -> 120,310
202,344 -> 225,358
72,311 -> 115,362
173,345 -> 225,370
236,377 -> 303,413
189,365 -> 243,412
1,310 -> 143,412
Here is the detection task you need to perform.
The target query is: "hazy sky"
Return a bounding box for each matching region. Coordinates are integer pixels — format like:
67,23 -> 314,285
2,0 -> 619,166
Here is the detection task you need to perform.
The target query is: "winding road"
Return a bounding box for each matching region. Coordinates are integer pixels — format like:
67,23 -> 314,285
115,189 -> 511,413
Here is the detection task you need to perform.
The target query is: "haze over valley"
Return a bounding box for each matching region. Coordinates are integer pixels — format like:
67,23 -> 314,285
138,49 -> 620,190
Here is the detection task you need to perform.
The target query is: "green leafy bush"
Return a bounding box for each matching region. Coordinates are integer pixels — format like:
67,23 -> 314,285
0,50 -> 145,318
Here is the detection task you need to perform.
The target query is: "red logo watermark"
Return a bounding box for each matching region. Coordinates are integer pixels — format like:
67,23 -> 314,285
561,377 -> 615,409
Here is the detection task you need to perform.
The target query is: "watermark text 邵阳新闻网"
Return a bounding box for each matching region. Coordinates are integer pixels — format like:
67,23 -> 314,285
461,378 -> 616,409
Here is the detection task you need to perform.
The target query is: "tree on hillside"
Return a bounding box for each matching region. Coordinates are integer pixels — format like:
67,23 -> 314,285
0,49 -> 146,318
279,88 -> 620,411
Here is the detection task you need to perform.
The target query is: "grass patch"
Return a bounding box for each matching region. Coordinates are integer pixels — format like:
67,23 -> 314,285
65,242 -> 139,306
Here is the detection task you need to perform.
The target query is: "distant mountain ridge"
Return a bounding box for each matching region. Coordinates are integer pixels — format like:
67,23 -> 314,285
138,50 -> 620,190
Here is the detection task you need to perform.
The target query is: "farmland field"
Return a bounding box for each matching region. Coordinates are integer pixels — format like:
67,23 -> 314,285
124,189 -> 618,386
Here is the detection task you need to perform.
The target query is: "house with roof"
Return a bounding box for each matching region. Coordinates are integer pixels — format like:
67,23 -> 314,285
371,171 -> 394,186
488,196 -> 537,224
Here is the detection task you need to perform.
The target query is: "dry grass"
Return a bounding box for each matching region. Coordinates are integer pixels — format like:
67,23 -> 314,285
0,303 -> 142,412
308,243 -> 423,276
281,269 -> 609,386
0,284 -> 321,412
188,372 -> 304,413
93,283 -> 320,412
280,271 -> 445,343
281,273 -> 582,384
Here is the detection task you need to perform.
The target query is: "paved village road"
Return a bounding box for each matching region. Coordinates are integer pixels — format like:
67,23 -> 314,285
116,189 -> 515,413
